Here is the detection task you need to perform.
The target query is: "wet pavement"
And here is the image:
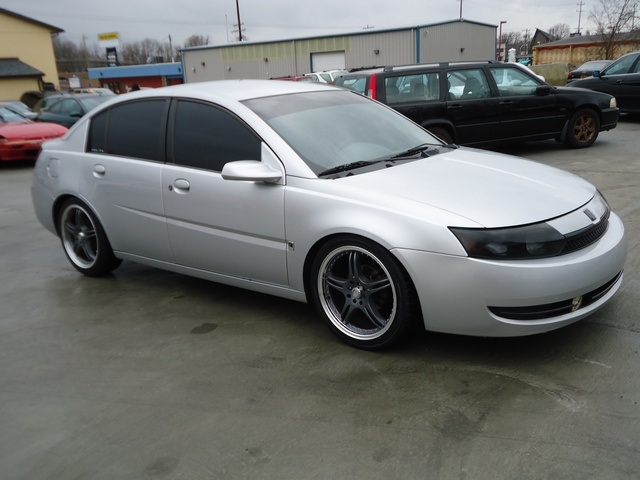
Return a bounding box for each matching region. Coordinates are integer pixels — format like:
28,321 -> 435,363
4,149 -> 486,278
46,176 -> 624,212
1,117 -> 639,479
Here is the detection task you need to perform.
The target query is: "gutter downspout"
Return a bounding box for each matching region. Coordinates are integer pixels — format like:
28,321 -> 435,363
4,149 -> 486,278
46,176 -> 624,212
415,27 -> 421,64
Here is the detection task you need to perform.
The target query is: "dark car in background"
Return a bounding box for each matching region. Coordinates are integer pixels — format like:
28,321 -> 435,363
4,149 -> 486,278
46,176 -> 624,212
334,61 -> 619,148
36,94 -> 113,128
567,60 -> 613,83
570,51 -> 640,113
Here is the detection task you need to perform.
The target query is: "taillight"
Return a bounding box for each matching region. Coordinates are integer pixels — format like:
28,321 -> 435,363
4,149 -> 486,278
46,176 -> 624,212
368,74 -> 377,99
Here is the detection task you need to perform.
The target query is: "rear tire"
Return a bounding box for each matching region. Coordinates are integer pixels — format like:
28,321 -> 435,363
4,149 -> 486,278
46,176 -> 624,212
310,236 -> 418,349
565,109 -> 599,148
58,198 -> 121,276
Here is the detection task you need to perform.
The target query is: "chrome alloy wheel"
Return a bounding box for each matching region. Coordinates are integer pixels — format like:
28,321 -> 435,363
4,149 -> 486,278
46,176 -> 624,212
60,203 -> 99,269
317,245 -> 397,341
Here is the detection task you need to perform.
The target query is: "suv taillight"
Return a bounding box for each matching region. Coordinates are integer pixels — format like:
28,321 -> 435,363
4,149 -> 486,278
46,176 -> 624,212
367,73 -> 377,99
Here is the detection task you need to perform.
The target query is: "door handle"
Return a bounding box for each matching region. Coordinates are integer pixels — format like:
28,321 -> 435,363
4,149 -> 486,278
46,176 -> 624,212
171,178 -> 190,193
92,164 -> 106,177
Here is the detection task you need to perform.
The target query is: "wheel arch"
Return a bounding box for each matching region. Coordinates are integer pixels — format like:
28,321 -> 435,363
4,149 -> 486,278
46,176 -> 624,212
560,104 -> 601,142
302,232 -> 421,311
52,194 -> 80,236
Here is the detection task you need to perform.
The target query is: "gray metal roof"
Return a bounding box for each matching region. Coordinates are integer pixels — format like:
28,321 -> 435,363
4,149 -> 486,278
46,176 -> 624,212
181,18 -> 497,52
0,58 -> 44,79
0,8 -> 63,34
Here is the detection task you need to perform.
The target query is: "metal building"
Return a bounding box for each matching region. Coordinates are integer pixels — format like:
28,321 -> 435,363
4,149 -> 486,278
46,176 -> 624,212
181,19 -> 497,82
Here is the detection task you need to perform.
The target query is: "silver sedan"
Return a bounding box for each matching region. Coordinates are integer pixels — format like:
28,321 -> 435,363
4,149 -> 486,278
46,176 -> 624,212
31,80 -> 627,349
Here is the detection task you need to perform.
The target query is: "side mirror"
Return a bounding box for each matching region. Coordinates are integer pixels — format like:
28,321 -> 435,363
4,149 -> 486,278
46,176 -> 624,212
593,70 -> 601,78
536,85 -> 552,95
221,160 -> 283,183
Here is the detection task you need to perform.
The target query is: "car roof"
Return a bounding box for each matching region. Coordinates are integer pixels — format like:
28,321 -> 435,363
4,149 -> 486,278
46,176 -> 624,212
338,60 -> 503,77
119,79 -> 336,103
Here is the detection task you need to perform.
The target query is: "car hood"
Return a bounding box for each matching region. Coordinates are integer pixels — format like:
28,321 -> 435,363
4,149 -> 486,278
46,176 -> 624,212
0,122 -> 67,139
337,147 -> 595,228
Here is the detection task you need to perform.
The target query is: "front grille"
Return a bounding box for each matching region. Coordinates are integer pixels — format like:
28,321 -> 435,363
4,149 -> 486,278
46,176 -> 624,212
488,271 -> 622,321
560,213 -> 610,255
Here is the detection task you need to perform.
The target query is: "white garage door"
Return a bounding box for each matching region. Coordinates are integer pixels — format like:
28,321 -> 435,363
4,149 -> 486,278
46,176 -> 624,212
311,51 -> 346,72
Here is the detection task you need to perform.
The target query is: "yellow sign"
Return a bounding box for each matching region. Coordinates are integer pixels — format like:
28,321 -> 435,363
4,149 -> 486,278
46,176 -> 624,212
98,32 -> 119,42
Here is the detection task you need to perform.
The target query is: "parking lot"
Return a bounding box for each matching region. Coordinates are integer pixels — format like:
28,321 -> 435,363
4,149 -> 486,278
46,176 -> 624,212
1,117 -> 638,479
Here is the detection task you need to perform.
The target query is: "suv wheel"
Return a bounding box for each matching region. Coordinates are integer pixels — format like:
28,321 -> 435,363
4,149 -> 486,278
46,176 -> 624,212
565,109 -> 599,148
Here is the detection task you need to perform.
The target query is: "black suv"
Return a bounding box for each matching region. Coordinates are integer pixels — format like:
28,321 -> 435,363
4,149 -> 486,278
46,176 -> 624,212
334,61 -> 619,148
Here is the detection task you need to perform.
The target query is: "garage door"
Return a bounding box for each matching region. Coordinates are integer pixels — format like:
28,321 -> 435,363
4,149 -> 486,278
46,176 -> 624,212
311,51 -> 346,72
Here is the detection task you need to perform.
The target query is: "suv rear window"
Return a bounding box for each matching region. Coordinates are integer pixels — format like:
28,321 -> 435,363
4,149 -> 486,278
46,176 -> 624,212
334,76 -> 367,94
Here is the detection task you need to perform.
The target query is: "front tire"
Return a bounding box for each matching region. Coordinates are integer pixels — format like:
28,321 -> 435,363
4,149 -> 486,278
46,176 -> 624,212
58,198 -> 122,276
310,236 -> 418,349
565,108 -> 599,148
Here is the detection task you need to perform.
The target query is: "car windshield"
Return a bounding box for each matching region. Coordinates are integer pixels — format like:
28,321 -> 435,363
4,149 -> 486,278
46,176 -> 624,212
0,106 -> 29,124
244,90 -> 442,176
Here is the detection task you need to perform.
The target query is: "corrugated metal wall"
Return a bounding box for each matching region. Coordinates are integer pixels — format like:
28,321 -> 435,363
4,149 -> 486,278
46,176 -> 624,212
348,31 -> 416,68
182,21 -> 497,82
420,22 -> 497,63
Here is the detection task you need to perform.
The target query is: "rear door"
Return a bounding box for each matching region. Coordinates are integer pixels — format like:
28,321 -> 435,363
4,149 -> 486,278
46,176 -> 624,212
80,98 -> 173,261
445,68 -> 500,145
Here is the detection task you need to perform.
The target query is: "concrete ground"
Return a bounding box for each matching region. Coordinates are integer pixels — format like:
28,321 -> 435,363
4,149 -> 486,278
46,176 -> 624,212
1,117 -> 638,480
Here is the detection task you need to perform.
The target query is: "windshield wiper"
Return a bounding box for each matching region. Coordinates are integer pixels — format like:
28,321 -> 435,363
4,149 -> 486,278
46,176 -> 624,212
318,160 -> 380,177
391,143 -> 458,159
318,142 -> 459,177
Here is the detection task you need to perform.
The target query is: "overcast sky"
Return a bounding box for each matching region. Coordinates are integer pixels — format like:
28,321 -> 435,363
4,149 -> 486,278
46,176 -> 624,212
5,0 -> 592,47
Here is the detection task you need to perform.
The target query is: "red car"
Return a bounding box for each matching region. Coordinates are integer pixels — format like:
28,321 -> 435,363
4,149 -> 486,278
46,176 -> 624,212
0,103 -> 68,162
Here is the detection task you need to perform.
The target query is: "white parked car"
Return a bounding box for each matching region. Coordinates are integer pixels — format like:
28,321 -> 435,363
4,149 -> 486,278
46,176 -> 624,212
31,80 -> 627,349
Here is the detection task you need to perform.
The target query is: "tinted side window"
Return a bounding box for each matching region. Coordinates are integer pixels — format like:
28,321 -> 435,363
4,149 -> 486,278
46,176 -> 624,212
87,100 -> 167,161
88,110 -> 108,153
172,100 -> 261,171
385,72 -> 440,104
447,69 -> 491,100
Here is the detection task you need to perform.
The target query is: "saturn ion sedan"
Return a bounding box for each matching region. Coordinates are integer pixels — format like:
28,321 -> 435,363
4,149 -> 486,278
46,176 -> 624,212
31,80 -> 627,349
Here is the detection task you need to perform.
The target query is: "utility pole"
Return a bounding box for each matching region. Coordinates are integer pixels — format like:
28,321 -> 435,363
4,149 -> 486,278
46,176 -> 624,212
235,0 -> 243,41
498,20 -> 507,61
522,28 -> 530,55
576,1 -> 584,35
459,0 -> 463,19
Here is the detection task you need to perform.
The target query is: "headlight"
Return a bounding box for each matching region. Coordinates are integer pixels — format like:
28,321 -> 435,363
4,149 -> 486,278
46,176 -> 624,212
610,97 -> 617,108
450,222 -> 565,260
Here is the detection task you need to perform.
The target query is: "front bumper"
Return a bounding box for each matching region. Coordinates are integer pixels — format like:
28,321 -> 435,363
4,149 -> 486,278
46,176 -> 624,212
600,107 -> 620,131
394,212 -> 627,337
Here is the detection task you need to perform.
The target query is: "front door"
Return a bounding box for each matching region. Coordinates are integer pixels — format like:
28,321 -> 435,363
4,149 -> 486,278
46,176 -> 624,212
162,99 -> 288,286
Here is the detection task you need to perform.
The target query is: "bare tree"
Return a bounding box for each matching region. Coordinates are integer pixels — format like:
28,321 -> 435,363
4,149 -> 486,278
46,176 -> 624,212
500,31 -> 524,58
589,0 -> 640,58
53,35 -> 104,71
183,34 -> 210,48
548,23 -> 571,41
119,38 -> 171,64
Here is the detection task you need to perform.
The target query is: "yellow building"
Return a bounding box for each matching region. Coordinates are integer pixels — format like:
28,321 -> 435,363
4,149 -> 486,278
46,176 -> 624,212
0,7 -> 63,100
534,33 -> 640,69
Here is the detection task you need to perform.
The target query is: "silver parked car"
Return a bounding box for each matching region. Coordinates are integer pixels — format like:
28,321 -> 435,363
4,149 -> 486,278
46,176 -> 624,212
31,80 -> 627,349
